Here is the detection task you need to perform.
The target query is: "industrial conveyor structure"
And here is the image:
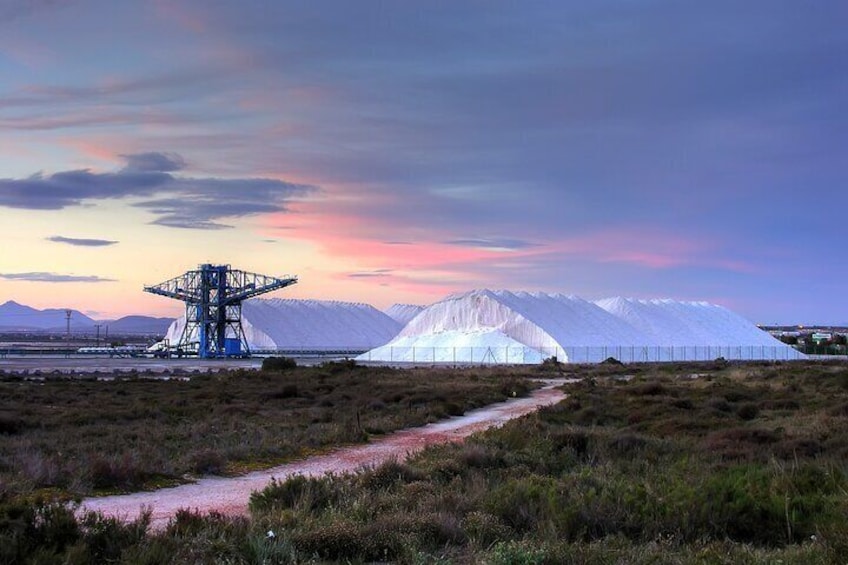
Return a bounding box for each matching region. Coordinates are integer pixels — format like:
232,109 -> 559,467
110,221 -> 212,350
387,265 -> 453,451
144,264 -> 297,358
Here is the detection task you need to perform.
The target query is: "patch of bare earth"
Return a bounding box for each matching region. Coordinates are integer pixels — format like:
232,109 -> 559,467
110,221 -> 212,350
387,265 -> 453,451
80,382 -> 567,530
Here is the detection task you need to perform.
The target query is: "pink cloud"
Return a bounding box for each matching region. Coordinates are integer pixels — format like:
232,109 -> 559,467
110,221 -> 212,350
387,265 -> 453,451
269,203 -> 547,272
550,228 -> 757,273
266,198 -> 758,290
57,138 -> 128,166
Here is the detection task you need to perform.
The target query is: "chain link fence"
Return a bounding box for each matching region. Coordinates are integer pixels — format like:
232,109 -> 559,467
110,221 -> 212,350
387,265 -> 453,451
356,345 -> 807,365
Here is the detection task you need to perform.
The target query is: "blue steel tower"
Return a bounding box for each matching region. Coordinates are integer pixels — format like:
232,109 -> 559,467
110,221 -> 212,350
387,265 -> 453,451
144,264 -> 297,358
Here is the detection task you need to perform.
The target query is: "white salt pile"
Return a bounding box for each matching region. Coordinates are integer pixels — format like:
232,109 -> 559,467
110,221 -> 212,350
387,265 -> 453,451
359,289 -> 803,364
160,298 -> 401,352
384,304 -> 425,326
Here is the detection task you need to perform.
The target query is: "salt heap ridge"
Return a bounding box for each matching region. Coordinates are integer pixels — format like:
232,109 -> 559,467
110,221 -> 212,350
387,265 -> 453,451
595,297 -> 779,347
162,298 -> 401,352
384,304 -> 425,325
359,290 -> 803,363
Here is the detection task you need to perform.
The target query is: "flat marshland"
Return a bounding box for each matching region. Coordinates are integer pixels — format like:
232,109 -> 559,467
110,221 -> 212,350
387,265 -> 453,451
0,361 -> 533,497
2,360 -> 848,563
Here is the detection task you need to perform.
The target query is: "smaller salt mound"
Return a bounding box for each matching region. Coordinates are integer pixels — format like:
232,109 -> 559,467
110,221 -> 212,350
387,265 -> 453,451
359,330 -> 545,364
161,298 -> 402,352
384,304 -> 425,326
595,297 -> 804,360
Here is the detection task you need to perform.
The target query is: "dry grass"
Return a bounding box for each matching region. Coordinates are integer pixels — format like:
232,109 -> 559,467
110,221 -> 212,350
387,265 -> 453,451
0,362 -> 536,497
3,360 -> 848,563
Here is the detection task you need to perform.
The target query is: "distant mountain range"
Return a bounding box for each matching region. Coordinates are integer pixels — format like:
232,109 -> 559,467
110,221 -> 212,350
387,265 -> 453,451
0,300 -> 173,335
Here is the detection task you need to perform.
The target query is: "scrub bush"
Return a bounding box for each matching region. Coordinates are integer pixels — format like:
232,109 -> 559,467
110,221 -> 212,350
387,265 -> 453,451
261,356 -> 297,371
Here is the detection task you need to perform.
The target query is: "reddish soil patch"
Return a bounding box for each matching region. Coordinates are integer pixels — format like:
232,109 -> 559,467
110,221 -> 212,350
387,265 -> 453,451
80,382 -> 566,530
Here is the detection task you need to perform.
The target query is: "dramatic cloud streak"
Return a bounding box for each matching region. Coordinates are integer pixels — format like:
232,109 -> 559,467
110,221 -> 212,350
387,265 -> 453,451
0,152 -> 314,229
0,168 -> 169,209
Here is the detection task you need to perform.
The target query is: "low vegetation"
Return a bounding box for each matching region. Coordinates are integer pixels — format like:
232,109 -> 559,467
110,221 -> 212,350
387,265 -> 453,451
3,360 -> 848,563
0,362 -> 533,497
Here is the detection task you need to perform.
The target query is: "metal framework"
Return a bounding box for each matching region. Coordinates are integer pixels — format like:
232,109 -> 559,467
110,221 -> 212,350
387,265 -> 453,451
144,264 -> 297,358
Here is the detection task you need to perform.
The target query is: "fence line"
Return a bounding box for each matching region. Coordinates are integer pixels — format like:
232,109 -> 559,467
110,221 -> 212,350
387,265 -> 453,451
356,345 -> 809,365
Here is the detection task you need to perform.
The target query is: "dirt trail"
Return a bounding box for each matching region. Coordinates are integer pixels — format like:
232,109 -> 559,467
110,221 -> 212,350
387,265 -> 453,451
80,381 -> 567,530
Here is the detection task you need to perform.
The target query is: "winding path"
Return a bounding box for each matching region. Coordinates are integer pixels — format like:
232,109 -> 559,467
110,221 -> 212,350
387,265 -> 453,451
81,381 -> 567,530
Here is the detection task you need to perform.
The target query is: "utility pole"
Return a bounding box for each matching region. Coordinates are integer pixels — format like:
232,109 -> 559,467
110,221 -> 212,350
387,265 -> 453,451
94,324 -> 103,347
65,309 -> 72,342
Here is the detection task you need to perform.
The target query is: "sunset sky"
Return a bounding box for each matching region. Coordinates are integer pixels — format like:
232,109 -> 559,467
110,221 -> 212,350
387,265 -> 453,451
0,1 -> 845,324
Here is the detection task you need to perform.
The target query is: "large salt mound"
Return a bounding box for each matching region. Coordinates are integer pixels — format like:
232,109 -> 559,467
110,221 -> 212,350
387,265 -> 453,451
360,289 -> 803,364
384,304 -> 425,326
162,298 -> 401,352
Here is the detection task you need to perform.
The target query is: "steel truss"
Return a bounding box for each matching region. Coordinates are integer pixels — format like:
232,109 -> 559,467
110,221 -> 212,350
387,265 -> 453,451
144,264 -> 297,358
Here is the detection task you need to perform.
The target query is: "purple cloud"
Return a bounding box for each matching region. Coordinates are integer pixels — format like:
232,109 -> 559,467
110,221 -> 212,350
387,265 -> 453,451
121,152 -> 186,172
0,152 -> 314,229
47,236 -> 118,247
445,238 -> 540,251
347,269 -> 393,279
0,272 -> 116,283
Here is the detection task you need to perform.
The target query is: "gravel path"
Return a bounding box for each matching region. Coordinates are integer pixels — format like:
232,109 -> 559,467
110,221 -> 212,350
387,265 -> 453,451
80,381 -> 567,530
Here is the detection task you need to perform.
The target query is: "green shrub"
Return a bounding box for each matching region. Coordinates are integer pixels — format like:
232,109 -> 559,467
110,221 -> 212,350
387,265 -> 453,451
263,383 -> 299,399
459,443 -> 504,469
737,402 -> 760,420
243,532 -> 298,565
463,511 -> 511,547
484,476 -> 559,533
361,460 -> 425,490
724,389 -> 755,402
77,508 -> 150,563
696,463 -> 843,545
704,427 -> 780,460
630,382 -> 667,396
548,429 -> 590,457
250,475 -> 340,514
707,396 -> 733,412
261,357 -> 297,371
291,517 -> 404,562
188,449 -> 227,475
498,378 -> 531,399
322,359 -> 359,373
0,414 -> 25,435
88,453 -> 152,491
0,500 -> 81,562
487,539 -> 548,565
761,398 -> 800,411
